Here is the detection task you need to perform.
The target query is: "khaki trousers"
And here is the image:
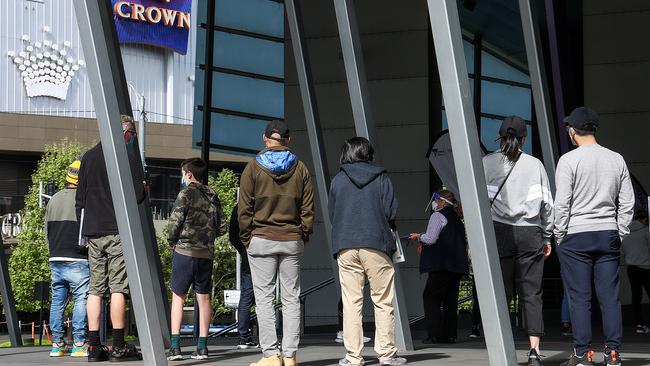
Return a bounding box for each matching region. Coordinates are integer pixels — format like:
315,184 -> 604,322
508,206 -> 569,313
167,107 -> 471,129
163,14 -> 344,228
338,248 -> 397,365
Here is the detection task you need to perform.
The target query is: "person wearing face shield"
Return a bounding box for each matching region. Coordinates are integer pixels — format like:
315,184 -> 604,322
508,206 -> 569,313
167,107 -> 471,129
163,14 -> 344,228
482,116 -> 554,366
409,190 -> 468,345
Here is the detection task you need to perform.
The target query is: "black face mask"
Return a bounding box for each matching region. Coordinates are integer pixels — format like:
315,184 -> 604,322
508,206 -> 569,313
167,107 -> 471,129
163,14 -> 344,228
566,127 -> 578,146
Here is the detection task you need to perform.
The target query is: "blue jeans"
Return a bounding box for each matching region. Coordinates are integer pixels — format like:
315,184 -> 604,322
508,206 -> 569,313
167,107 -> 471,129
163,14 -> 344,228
558,230 -> 622,356
237,262 -> 255,338
49,261 -> 90,344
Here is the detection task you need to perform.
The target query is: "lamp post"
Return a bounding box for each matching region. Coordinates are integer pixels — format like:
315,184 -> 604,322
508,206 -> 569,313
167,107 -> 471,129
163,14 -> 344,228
127,82 -> 147,169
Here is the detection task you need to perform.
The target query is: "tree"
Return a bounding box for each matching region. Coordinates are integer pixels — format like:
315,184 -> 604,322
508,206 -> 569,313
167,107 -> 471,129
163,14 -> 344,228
8,140 -> 85,312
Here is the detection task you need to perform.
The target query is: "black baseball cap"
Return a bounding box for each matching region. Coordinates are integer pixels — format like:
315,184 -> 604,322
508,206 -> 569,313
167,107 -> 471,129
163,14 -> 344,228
564,106 -> 599,131
499,115 -> 527,138
264,120 -> 290,141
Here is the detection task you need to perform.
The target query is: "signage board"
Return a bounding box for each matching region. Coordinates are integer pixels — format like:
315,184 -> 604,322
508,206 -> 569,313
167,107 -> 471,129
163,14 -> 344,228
112,0 -> 192,54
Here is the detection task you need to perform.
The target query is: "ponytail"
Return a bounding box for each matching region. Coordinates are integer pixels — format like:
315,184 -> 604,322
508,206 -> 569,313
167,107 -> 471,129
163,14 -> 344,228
499,130 -> 523,162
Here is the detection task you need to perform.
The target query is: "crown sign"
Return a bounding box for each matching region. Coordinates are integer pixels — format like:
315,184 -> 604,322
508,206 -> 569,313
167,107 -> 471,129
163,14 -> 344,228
8,30 -> 85,101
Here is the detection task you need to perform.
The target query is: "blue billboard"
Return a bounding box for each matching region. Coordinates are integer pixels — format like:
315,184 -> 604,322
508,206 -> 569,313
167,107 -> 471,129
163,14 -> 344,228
112,0 -> 192,54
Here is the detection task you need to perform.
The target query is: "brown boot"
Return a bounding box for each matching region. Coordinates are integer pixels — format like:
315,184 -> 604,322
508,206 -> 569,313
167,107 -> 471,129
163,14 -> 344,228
249,353 -> 282,366
283,355 -> 298,366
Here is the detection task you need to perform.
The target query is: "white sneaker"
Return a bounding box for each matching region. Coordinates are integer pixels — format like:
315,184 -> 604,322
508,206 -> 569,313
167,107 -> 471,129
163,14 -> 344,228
380,356 -> 407,365
335,331 -> 344,343
335,331 -> 372,343
636,324 -> 650,334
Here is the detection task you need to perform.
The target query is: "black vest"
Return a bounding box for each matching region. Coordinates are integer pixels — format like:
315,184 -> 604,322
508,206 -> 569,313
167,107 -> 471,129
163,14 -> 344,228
419,206 -> 469,274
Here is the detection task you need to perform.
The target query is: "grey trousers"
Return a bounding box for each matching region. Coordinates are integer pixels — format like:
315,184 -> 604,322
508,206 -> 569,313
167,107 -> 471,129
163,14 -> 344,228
247,236 -> 304,358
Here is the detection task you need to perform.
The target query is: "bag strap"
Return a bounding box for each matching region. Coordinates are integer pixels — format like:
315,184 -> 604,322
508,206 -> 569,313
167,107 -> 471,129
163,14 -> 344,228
490,153 -> 521,207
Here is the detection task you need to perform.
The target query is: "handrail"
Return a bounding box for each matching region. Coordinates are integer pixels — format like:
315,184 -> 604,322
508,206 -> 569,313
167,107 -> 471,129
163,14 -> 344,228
210,278 -> 474,336
209,276 -> 337,338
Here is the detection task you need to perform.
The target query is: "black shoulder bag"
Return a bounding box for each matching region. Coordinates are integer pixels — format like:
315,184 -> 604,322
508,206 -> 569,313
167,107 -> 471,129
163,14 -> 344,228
490,153 -> 521,207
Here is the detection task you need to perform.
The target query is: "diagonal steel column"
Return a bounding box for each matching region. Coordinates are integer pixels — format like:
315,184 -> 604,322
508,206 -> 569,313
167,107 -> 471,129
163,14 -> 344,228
333,0 -> 413,352
332,0 -> 377,145
427,1 -> 517,365
72,0 -> 167,364
286,0 -> 341,297
519,0 -> 558,186
0,236 -> 22,347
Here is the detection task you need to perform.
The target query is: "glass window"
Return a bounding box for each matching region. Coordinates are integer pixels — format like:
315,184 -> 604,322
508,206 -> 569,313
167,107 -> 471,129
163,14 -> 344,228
464,40 -> 474,74
481,81 -> 532,120
481,51 -> 530,84
215,0 -> 284,38
192,111 -> 267,153
211,72 -> 284,118
213,32 -> 284,78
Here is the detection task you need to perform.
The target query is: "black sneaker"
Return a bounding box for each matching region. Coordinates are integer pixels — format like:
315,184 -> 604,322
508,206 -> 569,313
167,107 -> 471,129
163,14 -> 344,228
237,338 -> 259,349
562,323 -> 573,336
560,351 -> 594,366
469,326 -> 481,339
88,345 -> 110,362
527,348 -> 543,366
166,347 -> 183,361
109,343 -> 142,362
603,350 -> 622,366
191,348 -> 208,360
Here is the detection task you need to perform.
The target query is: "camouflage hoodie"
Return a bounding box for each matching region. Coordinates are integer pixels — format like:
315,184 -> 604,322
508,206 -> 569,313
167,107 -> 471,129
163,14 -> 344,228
168,182 -> 226,259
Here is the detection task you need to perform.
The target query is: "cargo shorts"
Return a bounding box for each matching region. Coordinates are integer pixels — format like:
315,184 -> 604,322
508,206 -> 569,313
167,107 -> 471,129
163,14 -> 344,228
88,235 -> 129,296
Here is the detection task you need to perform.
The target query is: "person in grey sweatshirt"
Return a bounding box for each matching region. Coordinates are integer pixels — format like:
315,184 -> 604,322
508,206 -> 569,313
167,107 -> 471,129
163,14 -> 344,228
555,107 -> 634,366
482,116 -> 553,366
621,213 -> 650,335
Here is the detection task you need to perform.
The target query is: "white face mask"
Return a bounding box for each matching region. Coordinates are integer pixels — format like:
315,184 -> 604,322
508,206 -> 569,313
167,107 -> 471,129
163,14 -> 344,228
181,172 -> 189,188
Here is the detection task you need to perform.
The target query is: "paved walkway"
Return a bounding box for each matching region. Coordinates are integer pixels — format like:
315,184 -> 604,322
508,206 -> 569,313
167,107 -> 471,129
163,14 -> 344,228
1,333 -> 650,365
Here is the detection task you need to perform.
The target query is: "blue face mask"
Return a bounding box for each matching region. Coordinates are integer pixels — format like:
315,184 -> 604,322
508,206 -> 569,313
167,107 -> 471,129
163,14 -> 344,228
180,176 -> 188,189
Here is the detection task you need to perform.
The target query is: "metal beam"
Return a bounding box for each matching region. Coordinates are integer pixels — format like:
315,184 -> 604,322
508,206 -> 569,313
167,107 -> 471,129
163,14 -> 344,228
426,1 -> 517,365
333,0 -> 413,352
72,1 -> 168,365
333,0 -> 377,144
0,236 -> 22,347
543,0 -> 570,155
200,0 -> 216,170
519,0 -> 558,186
285,0 -> 341,297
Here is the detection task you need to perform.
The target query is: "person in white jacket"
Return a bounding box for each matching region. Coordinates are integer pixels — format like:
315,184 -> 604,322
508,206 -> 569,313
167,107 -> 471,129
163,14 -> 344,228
482,116 -> 553,366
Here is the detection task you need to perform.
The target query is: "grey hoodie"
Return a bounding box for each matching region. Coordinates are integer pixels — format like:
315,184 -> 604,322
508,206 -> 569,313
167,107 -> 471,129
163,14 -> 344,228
621,220 -> 650,269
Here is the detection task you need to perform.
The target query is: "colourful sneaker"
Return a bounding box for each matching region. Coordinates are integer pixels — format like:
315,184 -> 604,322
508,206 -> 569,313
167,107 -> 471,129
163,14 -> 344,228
604,350 -> 622,366
560,351 -> 594,366
49,344 -> 67,357
70,343 -> 89,357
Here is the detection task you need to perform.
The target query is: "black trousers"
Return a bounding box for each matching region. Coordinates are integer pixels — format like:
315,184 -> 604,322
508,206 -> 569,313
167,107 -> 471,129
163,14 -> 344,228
627,265 -> 650,326
423,271 -> 462,340
471,279 -> 481,328
494,222 -> 545,337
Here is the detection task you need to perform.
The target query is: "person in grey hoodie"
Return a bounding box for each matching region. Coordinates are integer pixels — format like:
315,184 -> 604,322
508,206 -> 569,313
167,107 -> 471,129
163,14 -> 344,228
329,137 -> 406,366
482,116 -> 553,366
555,107 -> 634,366
621,212 -> 650,335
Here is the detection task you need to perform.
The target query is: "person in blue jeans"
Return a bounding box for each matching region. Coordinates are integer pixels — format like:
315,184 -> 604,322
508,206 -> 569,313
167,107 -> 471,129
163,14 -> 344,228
555,107 -> 635,366
229,204 -> 258,349
45,160 -> 90,357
